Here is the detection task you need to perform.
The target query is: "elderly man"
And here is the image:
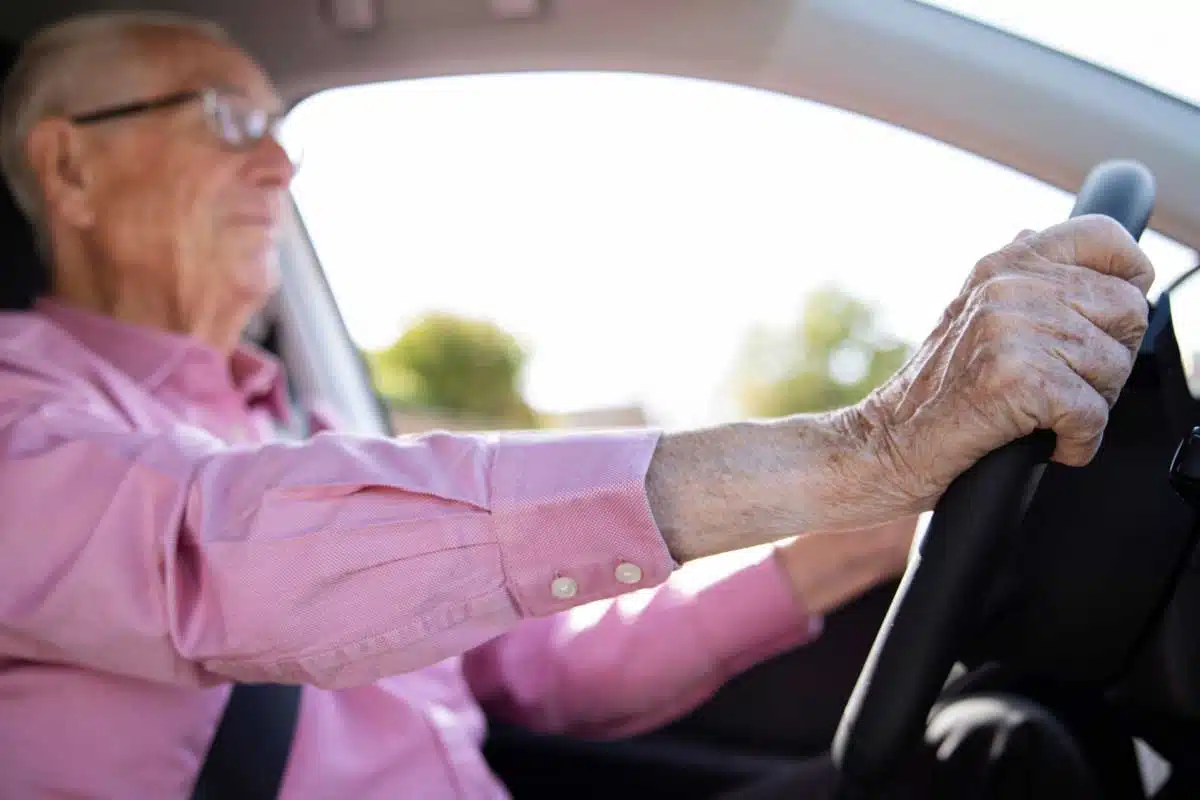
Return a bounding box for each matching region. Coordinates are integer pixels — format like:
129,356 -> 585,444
0,11 -> 1153,800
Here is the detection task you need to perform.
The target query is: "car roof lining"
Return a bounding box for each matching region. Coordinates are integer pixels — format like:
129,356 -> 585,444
0,0 -> 1197,249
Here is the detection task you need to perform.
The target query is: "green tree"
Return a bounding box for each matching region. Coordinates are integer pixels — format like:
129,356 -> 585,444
733,285 -> 912,417
367,312 -> 539,428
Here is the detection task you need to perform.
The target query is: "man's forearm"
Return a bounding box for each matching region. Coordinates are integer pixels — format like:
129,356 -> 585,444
772,516 -> 918,615
645,408 -> 905,562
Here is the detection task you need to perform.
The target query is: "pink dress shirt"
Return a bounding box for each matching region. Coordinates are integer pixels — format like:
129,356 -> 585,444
0,299 -> 820,798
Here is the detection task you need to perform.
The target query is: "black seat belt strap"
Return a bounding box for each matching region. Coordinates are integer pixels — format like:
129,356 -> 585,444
190,386 -> 314,799
190,682 -> 302,800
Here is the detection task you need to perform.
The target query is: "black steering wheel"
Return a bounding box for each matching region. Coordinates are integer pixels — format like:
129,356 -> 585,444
831,160 -> 1158,798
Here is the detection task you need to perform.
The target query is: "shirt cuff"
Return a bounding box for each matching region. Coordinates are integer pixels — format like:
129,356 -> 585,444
487,428 -> 677,616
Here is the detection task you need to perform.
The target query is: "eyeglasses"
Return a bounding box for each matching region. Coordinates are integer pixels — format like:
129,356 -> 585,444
69,87 -> 302,168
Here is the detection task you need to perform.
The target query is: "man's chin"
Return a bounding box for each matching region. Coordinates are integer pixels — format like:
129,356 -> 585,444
224,284 -> 278,332
232,259 -> 281,302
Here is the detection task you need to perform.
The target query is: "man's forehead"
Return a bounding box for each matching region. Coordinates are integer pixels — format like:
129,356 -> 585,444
135,30 -> 281,110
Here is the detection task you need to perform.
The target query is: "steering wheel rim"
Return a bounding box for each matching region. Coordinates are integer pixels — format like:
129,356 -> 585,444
831,159 -> 1158,797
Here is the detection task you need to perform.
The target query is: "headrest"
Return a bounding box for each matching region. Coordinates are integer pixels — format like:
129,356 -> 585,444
0,39 -> 47,311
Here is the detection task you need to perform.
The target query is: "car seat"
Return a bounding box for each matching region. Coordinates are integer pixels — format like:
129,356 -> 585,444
0,40 -> 45,311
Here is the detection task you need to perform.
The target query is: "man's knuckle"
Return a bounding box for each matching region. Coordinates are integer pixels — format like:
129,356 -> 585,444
1100,346 -> 1136,405
966,302 -> 1006,345
1079,406 -> 1109,441
1112,275 -> 1149,311
1074,383 -> 1110,424
1109,336 -> 1136,377
1120,286 -> 1150,330
976,279 -> 1011,307
972,276 -> 1043,314
1110,295 -> 1150,347
971,253 -> 1008,285
1065,407 -> 1108,443
974,341 -> 1026,392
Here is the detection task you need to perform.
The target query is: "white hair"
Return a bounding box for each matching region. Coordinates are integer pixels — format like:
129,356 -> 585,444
0,12 -> 230,231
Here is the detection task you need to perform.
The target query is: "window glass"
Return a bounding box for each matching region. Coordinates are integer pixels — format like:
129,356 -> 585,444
285,72 -> 1195,431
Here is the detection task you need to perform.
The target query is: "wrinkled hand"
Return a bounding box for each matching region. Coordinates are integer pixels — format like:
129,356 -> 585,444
856,215 -> 1155,513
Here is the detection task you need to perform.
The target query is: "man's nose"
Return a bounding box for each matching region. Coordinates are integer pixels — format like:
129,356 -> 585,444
247,134 -> 296,189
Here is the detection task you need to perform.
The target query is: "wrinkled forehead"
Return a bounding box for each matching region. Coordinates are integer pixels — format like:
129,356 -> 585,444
127,29 -> 281,112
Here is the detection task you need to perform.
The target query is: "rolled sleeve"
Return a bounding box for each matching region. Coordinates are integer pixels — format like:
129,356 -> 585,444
489,429 -> 676,616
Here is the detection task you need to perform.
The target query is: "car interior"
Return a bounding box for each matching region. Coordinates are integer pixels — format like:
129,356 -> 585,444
2,1 -> 1200,798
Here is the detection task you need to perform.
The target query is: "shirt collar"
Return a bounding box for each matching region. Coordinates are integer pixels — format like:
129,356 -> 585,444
35,297 -> 291,421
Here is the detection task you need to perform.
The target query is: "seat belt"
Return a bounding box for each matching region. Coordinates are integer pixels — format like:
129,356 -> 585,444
191,394 -> 310,800
190,682 -> 302,800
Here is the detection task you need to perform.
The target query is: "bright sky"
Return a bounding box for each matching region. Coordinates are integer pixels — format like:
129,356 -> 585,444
284,0 -> 1200,429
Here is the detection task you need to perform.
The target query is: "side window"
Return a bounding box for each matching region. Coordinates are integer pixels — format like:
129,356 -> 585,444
285,72 -> 1194,433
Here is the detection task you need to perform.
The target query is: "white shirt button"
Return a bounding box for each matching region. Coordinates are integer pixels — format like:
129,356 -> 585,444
614,562 -> 643,585
550,576 -> 578,599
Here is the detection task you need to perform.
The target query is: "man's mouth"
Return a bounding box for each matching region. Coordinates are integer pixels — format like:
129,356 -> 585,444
228,211 -> 279,228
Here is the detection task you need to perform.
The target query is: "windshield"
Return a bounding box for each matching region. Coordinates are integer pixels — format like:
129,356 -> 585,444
286,72 -> 1195,432
920,0 -> 1200,106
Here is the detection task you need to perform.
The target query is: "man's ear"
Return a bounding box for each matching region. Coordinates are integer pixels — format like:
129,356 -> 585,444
26,118 -> 97,229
